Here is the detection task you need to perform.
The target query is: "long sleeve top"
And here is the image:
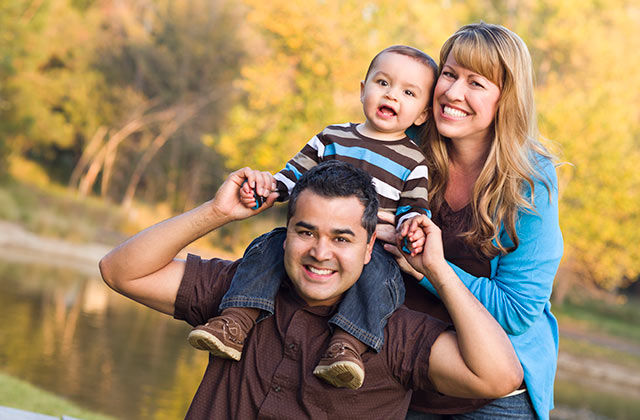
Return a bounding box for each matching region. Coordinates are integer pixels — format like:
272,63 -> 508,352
273,123 -> 430,227
418,156 -> 563,420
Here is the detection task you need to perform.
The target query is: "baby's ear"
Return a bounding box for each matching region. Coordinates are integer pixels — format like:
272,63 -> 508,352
414,107 -> 431,126
360,80 -> 366,103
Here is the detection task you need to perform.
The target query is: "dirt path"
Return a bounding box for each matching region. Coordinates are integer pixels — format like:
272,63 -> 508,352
0,220 -> 228,275
0,220 -> 110,275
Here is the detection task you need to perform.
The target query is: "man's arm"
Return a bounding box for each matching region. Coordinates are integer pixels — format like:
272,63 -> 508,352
398,215 -> 523,399
99,167 -> 278,316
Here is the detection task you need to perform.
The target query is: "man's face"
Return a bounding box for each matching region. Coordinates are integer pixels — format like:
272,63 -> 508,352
283,190 -> 376,307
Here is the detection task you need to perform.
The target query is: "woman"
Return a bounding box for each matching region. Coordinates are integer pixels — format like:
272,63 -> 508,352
383,22 -> 563,419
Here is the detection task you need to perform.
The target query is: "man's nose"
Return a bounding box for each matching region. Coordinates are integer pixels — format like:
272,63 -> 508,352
309,238 -> 332,261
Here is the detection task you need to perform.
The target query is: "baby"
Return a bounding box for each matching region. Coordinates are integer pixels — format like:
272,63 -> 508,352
188,45 -> 436,390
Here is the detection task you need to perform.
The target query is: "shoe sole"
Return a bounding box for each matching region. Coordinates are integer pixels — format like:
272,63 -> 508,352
313,361 -> 364,390
187,329 -> 242,361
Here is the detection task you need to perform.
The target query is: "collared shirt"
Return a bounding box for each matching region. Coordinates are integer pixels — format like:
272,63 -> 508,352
174,254 -> 449,419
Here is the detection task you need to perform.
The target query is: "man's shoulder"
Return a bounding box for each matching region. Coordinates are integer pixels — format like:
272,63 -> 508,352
175,254 -> 241,325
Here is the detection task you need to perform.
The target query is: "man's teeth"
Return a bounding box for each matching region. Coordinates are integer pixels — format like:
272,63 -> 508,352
443,106 -> 467,117
308,266 -> 333,275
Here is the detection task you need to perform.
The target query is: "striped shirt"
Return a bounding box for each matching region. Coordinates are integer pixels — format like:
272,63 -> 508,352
274,123 -> 430,226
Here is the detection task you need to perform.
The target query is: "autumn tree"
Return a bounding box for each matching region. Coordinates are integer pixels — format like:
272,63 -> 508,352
213,0 -> 459,172
214,0 -> 640,294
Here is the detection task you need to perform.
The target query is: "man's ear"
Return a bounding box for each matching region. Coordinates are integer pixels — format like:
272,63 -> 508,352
363,231 -> 377,265
360,80 -> 366,104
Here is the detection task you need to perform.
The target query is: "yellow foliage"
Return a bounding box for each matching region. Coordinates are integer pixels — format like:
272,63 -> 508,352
211,0 -> 640,291
8,154 -> 51,187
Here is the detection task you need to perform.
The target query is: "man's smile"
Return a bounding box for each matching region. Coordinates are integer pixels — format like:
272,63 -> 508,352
304,264 -> 337,278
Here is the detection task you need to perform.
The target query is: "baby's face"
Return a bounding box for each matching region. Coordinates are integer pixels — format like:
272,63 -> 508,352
359,52 -> 434,140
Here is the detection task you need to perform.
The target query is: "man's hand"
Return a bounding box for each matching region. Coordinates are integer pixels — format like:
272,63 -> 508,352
212,167 -> 279,222
99,167 -> 277,316
376,211 -> 425,280
394,214 -> 448,282
238,168 -> 278,209
397,216 -> 426,256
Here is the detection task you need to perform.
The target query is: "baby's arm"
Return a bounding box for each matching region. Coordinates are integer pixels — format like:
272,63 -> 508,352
395,161 -> 430,255
237,168 -> 278,210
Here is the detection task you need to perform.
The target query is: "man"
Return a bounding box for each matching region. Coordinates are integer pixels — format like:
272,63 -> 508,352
100,160 -> 522,419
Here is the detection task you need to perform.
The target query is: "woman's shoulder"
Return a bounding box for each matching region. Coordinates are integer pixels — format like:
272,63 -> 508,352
528,153 -> 559,191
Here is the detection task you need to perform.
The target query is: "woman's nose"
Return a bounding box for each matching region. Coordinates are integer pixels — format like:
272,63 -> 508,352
445,79 -> 465,101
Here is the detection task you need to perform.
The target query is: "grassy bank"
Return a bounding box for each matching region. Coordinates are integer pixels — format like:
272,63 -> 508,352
0,173 -> 286,257
554,295 -> 640,344
0,177 -> 130,247
0,372 -> 117,420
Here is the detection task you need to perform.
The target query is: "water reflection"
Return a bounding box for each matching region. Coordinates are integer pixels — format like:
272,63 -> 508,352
0,259 -> 206,420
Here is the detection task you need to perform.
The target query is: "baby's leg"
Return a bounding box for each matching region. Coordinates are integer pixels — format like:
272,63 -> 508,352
313,241 -> 405,389
313,327 -> 368,389
188,307 -> 260,360
187,228 -> 287,360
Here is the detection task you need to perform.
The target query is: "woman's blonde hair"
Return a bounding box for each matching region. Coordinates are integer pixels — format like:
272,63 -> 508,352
423,22 -> 555,258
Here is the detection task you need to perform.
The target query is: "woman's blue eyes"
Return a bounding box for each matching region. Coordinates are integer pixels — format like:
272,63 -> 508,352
442,71 -> 485,88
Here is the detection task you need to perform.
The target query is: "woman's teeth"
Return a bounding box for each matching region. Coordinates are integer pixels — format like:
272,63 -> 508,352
443,106 -> 467,117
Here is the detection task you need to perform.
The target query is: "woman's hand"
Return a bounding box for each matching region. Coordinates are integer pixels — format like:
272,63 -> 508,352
376,211 -> 424,280
398,215 -> 448,282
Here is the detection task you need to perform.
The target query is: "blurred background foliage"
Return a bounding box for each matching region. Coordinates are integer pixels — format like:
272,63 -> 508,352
1,0 -> 638,300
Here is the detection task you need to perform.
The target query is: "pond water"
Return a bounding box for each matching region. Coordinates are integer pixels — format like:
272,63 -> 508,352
0,258 -> 206,420
0,257 -> 638,419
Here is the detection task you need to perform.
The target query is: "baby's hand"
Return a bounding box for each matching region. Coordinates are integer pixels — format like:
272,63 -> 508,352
398,217 -> 427,256
237,169 -> 277,210
239,185 -> 257,208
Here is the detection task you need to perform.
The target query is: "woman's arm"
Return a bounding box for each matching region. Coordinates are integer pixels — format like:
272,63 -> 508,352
400,215 -> 523,398
418,163 -> 563,335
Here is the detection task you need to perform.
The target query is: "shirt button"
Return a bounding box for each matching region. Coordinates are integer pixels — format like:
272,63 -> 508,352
288,343 -> 296,350
273,385 -> 282,392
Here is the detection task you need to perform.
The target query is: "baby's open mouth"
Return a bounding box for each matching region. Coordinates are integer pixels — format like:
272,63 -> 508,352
378,105 -> 396,116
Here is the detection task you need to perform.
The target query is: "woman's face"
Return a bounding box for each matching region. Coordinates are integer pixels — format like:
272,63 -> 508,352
433,55 -> 501,145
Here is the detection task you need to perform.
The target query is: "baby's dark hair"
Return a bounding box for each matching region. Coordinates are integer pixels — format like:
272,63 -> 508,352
364,45 -> 438,83
287,160 -> 379,242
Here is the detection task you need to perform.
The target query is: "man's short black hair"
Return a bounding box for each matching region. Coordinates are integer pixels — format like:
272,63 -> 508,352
287,160 -> 378,242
